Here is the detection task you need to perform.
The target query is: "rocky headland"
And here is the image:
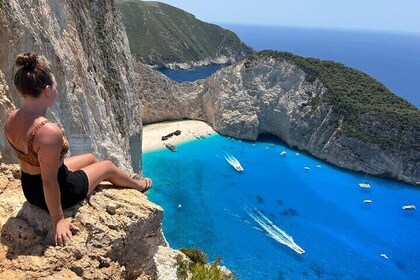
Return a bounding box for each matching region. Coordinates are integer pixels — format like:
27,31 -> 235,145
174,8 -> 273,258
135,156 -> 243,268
139,52 -> 419,185
116,0 -> 254,69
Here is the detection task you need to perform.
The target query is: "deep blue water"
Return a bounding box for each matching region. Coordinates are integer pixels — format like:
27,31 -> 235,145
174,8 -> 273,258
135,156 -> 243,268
161,25 -> 420,107
158,64 -> 226,82
143,135 -> 419,280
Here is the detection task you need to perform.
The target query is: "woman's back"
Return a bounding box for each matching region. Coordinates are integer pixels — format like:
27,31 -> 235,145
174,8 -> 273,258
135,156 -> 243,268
5,109 -> 67,174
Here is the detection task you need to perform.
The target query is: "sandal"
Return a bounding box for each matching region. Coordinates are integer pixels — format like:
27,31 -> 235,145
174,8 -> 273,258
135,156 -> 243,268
140,177 -> 152,193
131,174 -> 152,193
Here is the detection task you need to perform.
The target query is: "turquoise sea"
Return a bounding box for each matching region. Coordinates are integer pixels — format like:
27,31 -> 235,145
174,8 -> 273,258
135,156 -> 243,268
144,135 -> 419,279
150,26 -> 420,279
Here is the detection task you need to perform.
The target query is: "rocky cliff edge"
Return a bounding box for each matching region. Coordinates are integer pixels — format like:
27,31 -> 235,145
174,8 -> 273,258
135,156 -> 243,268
0,163 -> 183,280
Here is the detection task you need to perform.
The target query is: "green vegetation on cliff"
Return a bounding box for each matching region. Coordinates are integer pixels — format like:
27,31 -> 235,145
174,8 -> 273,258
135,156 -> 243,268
116,0 -> 253,67
176,248 -> 236,280
247,51 -> 420,149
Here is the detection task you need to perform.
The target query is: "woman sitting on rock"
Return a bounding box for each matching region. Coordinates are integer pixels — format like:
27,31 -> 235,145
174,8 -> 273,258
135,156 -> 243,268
5,52 -> 152,247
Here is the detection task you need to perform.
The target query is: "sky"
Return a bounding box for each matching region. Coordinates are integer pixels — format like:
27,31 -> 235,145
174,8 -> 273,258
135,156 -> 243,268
143,0 -> 420,34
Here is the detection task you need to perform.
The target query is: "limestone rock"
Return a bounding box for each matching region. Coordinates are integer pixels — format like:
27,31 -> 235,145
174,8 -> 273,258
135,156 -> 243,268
0,164 -> 183,279
0,0 -> 142,173
138,54 -> 419,185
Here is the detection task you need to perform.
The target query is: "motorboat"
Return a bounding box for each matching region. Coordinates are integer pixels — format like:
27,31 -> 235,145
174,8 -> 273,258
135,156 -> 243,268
280,151 -> 287,156
224,153 -> 244,172
380,253 -> 389,259
246,207 -> 305,255
359,182 -> 371,188
402,205 -> 416,210
363,199 -> 372,204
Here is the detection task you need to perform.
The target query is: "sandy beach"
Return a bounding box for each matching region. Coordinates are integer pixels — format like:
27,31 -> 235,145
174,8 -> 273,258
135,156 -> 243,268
142,120 -> 217,152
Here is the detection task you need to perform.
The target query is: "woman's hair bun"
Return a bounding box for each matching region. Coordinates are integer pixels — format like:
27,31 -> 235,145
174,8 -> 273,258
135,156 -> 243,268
15,52 -> 38,70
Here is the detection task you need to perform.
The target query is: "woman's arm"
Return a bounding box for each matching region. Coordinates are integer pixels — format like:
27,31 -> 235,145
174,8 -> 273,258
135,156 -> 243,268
35,123 -> 78,246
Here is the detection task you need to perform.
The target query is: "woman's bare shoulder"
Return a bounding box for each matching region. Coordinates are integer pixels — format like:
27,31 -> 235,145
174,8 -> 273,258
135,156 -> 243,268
33,121 -> 63,146
5,109 -> 18,126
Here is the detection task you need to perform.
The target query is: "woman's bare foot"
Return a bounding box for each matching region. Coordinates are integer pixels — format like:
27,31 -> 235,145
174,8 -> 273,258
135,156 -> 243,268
131,174 -> 153,193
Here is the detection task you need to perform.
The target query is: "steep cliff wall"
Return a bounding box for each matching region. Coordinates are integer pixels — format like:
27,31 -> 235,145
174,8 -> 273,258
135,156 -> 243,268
139,52 -> 420,185
0,0 -> 141,173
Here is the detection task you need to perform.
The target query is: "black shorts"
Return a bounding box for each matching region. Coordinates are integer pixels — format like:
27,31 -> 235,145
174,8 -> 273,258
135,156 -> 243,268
21,164 -> 89,211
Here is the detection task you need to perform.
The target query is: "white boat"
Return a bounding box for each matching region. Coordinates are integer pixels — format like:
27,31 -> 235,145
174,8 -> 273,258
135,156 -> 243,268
165,143 -> 176,152
359,182 -> 371,188
304,167 -> 310,171
246,207 -> 305,254
280,151 -> 287,156
402,205 -> 416,210
224,153 -> 244,172
363,199 -> 372,204
380,253 -> 389,259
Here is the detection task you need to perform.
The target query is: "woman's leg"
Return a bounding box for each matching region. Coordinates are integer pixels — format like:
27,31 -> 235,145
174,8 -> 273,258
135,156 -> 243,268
64,153 -> 98,171
81,160 -> 151,194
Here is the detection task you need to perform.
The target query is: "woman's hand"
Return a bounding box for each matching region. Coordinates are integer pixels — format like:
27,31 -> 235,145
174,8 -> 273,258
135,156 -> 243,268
53,219 -> 80,246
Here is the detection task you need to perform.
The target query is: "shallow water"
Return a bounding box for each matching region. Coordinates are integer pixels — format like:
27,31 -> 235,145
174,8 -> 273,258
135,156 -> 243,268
143,134 -> 419,279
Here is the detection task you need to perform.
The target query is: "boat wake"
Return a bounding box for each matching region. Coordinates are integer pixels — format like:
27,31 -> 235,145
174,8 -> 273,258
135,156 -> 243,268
245,206 -> 305,254
224,153 -> 244,172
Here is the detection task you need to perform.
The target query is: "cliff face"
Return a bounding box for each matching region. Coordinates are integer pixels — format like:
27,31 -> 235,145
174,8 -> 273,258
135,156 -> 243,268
139,54 -> 420,185
116,0 -> 254,69
0,1 -> 187,278
0,0 -> 141,173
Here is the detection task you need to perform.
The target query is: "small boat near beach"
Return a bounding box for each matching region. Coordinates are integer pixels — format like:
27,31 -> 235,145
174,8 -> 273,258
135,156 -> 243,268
165,143 -> 177,152
359,182 -> 371,188
280,151 -> 287,156
402,205 -> 416,210
224,153 -> 244,172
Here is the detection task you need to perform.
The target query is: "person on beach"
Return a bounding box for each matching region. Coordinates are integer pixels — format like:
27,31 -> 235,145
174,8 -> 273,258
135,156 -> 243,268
4,52 -> 152,246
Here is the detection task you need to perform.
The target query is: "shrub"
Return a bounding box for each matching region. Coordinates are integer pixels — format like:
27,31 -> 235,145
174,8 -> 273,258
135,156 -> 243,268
176,248 -> 236,280
179,247 -> 207,265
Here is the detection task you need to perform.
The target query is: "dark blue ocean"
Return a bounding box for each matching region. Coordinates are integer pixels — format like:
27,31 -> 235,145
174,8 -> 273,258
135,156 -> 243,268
159,64 -> 226,82
149,26 -> 420,279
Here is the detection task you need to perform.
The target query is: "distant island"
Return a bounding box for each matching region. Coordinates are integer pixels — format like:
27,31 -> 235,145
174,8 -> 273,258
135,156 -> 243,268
116,0 -> 254,69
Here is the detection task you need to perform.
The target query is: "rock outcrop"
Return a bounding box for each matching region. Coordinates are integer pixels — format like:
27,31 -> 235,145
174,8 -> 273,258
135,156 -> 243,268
139,53 -> 420,185
0,164 -> 183,279
0,0 -> 142,173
